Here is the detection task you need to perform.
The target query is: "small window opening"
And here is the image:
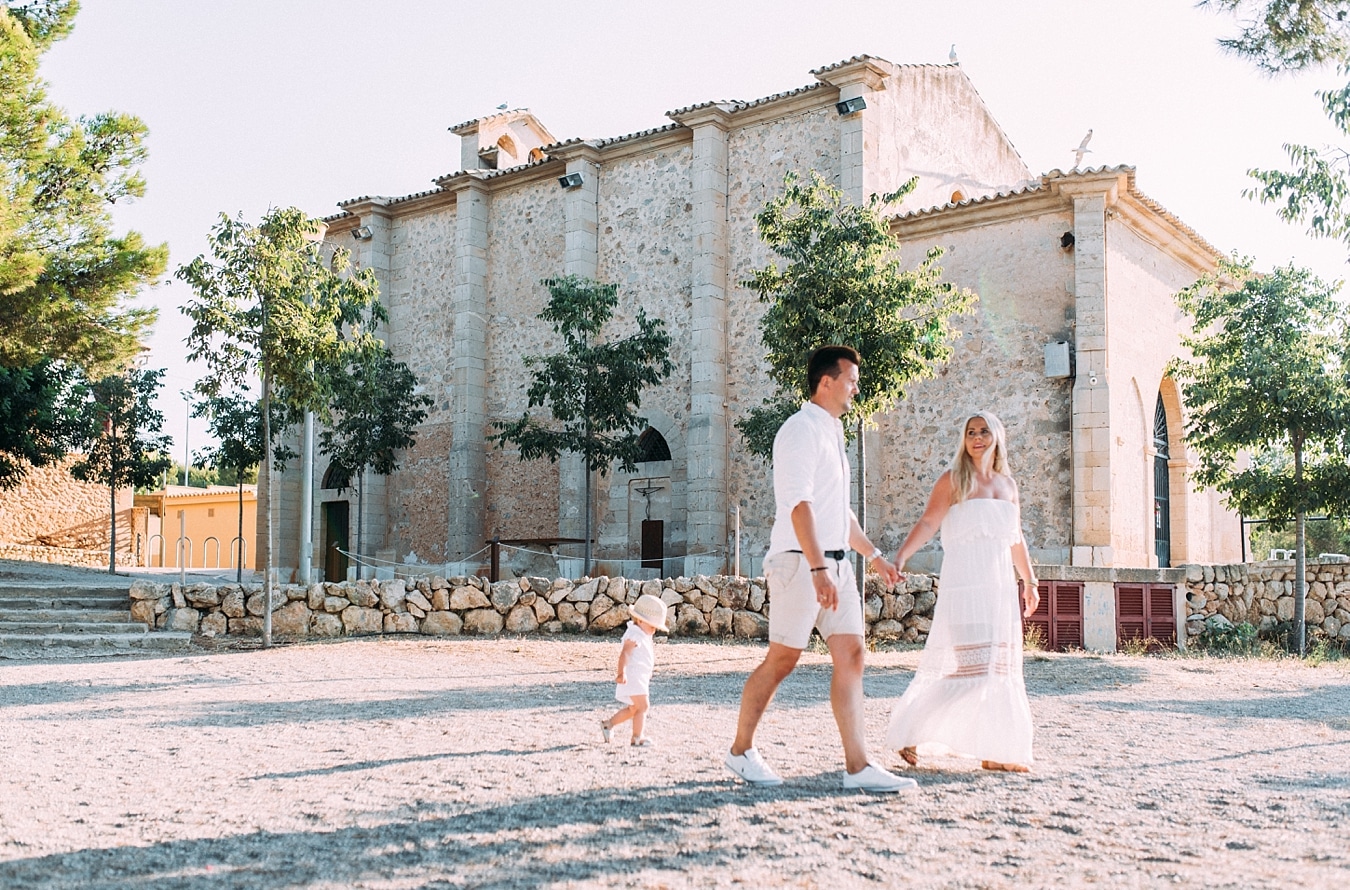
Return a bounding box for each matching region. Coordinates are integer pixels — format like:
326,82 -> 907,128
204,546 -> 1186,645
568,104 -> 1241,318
950,189 -> 966,203
636,427 -> 671,463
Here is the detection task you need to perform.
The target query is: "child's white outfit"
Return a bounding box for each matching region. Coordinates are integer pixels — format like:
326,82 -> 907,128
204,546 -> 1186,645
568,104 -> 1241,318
614,620 -> 655,704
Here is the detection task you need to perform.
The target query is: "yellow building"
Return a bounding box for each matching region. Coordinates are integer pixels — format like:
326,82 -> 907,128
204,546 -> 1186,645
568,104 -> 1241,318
135,485 -> 257,571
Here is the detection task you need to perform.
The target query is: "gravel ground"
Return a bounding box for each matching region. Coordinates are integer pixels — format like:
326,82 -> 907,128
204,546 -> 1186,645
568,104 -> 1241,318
0,636 -> 1346,889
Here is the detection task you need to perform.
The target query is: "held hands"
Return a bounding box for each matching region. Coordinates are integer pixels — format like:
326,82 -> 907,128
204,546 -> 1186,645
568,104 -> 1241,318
871,554 -> 900,587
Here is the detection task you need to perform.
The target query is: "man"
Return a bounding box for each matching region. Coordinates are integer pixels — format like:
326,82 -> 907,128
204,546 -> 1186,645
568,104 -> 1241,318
725,345 -> 917,793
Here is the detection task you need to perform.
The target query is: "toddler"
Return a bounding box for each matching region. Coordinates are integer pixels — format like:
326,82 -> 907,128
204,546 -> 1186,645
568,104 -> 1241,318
600,593 -> 668,747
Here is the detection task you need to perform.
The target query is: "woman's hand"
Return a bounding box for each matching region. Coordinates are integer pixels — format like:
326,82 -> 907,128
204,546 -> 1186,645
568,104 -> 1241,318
1021,580 -> 1040,618
615,669 -> 626,684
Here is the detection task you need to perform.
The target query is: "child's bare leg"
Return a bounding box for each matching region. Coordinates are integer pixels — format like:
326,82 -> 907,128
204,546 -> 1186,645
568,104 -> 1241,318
629,695 -> 649,742
606,703 -> 635,728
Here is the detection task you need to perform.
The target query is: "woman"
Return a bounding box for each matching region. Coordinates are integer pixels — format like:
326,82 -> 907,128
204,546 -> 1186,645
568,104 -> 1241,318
886,412 -> 1040,772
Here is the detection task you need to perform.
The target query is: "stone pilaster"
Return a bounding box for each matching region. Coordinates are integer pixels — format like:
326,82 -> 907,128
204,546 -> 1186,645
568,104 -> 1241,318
815,58 -> 889,205
447,178 -> 490,564
670,106 -> 733,575
1062,180 -> 1116,567
552,145 -> 603,547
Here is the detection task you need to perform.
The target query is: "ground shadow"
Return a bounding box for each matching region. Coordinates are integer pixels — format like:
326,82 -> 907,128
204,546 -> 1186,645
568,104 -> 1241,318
1086,685 -> 1350,724
0,775 -> 920,889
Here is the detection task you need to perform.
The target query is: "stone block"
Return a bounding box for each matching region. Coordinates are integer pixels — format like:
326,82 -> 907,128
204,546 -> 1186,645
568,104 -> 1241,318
589,602 -> 627,633
199,612 -> 227,636
307,584 -> 326,610
384,612 -> 418,633
246,590 -> 284,617
451,586 -> 491,610
229,616 -> 263,636
405,590 -> 433,612
163,607 -> 200,633
221,589 -> 246,618
431,588 -> 451,611
506,604 -> 540,633
732,610 -> 768,639
463,608 -> 505,635
348,585 -> 379,608
1276,596 -> 1295,621
421,611 -> 463,635
273,601 -> 312,637
871,619 -> 904,638
312,613 -> 343,637
130,599 -> 157,627
379,579 -> 408,611
407,603 -> 426,619
709,606 -> 734,636
674,603 -> 709,636
532,599 -> 556,623
555,602 -> 586,633
342,606 -> 384,635
864,595 -> 883,622
571,578 -> 600,603
285,584 -> 307,601
1306,600 -> 1326,624
129,580 -> 163,601
747,583 -> 766,612
323,596 -> 350,613
490,580 -> 521,612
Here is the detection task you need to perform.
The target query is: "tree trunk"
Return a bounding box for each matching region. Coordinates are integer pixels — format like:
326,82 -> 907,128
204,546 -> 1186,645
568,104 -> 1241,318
261,369 -> 273,648
237,475 -> 244,584
1293,440 -> 1306,656
108,479 -> 117,575
583,460 -> 592,578
357,466 -> 366,581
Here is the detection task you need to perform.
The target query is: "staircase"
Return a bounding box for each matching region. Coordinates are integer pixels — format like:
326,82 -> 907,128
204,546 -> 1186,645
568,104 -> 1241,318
0,583 -> 194,659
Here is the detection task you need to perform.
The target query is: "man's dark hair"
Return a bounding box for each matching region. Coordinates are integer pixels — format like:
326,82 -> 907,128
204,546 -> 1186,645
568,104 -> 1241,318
807,345 -> 860,395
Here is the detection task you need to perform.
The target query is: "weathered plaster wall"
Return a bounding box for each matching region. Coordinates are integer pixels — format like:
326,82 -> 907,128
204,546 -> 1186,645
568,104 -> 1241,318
1105,218 -> 1239,565
875,65 -> 1030,213
876,210 -> 1077,570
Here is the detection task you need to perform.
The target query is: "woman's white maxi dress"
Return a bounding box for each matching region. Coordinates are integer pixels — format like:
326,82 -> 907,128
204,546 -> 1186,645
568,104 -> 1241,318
885,498 -> 1034,765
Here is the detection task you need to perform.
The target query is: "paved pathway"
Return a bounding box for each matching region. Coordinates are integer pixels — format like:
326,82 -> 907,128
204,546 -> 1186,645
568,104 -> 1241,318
0,638 -> 1346,888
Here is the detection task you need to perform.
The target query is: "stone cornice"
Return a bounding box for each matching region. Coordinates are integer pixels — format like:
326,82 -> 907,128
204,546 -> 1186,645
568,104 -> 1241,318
546,141 -> 604,165
667,103 -> 736,130
889,167 -> 1224,276
812,55 -> 891,91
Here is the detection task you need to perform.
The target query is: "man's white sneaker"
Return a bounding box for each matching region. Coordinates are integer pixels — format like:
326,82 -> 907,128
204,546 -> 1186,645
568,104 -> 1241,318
843,764 -> 918,793
724,748 -> 783,786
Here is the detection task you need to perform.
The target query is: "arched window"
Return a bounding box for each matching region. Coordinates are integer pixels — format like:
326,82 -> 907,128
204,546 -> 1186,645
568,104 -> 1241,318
636,427 -> 671,463
950,189 -> 966,203
496,134 -> 518,161
322,462 -> 351,490
1153,393 -> 1171,567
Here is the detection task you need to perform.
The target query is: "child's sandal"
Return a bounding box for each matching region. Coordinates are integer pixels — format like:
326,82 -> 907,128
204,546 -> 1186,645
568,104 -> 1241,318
630,736 -> 654,748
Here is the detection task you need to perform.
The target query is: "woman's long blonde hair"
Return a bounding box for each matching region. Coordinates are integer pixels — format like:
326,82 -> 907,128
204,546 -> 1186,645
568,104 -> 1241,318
950,411 -> 1011,503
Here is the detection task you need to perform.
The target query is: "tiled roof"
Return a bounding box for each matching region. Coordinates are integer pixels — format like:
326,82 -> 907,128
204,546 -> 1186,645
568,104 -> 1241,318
157,484 -> 256,499
808,54 -> 885,76
893,165 -> 1225,259
448,107 -> 532,132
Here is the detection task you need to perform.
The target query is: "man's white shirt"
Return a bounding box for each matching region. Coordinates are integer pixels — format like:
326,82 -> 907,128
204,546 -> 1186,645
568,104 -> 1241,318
766,401 -> 856,559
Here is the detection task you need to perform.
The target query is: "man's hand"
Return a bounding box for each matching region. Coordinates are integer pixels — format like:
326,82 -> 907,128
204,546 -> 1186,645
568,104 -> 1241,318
812,569 -> 839,611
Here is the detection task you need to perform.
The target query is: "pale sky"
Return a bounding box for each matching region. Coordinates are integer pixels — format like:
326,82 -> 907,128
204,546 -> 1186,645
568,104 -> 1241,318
39,0 -> 1350,458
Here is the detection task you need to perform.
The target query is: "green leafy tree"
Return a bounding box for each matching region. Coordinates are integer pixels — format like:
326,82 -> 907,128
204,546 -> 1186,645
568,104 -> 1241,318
0,1 -> 167,484
1168,257 -> 1350,654
738,171 -> 974,581
318,347 -> 432,578
492,275 -> 674,573
69,367 -> 172,573
178,207 -> 383,645
0,359 -> 83,488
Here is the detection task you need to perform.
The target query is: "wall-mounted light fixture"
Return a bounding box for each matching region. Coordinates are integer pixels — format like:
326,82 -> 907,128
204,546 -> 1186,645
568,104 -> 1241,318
558,171 -> 585,189
835,96 -> 867,116
351,225 -> 373,241
1060,231 -> 1075,251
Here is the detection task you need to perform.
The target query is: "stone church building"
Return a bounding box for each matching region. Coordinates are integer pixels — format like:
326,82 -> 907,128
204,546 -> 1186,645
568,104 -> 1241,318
274,54 -> 1241,585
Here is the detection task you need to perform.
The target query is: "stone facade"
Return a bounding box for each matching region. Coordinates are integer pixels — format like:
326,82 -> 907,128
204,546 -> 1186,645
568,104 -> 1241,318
270,54 -> 1240,584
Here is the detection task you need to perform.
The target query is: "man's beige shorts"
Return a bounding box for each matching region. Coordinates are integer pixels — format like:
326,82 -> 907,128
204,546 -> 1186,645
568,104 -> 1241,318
764,551 -> 864,649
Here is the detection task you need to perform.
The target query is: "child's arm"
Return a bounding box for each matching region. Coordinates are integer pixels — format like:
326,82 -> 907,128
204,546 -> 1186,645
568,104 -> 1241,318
615,638 -> 637,683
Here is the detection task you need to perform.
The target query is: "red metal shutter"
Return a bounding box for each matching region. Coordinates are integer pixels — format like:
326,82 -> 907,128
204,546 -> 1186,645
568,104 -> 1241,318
1024,581 -> 1051,649
1053,582 -> 1084,651
1117,584 -> 1147,645
1146,584 -> 1176,649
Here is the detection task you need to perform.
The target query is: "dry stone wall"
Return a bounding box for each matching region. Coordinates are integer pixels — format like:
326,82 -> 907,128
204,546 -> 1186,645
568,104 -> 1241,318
1181,560 -> 1350,643
130,572 -> 940,642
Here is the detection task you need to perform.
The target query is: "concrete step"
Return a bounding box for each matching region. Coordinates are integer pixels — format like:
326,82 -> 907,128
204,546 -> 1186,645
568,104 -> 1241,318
0,620 -> 147,635
0,608 -> 132,623
0,594 -> 130,612
0,631 -> 193,658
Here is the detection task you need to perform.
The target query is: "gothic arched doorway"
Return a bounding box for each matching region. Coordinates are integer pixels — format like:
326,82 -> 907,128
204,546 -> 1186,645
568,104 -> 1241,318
1153,394 -> 1171,567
